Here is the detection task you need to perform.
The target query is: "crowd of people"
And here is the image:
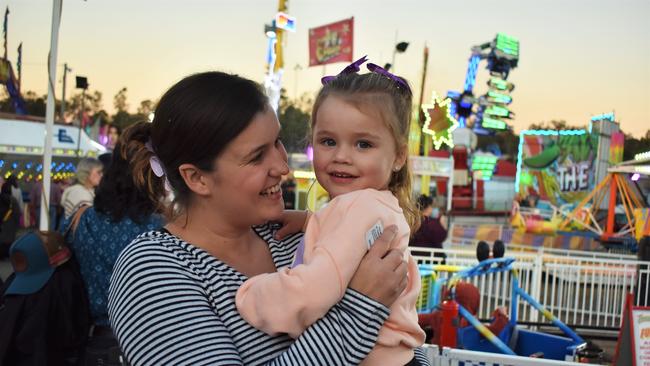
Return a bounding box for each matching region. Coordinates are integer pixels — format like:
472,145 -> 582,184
0,62 -> 448,366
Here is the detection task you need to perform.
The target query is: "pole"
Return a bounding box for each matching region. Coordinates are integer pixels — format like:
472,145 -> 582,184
41,0 -> 63,231
391,30 -> 397,73
417,45 -> 429,126
60,63 -> 69,121
76,88 -> 85,157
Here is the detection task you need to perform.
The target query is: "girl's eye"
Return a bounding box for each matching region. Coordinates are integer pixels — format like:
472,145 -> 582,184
320,138 -> 336,147
357,140 -> 372,149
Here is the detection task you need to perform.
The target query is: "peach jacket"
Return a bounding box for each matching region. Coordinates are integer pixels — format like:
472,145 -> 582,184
236,189 -> 425,365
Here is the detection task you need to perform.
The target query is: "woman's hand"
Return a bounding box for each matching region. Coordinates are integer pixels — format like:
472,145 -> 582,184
274,210 -> 310,240
349,225 -> 408,308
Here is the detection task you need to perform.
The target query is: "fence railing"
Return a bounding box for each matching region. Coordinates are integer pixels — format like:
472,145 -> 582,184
422,345 -> 599,366
410,246 -> 650,330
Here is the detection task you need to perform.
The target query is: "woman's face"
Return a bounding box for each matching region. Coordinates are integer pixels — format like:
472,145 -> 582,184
206,108 -> 289,227
88,167 -> 103,188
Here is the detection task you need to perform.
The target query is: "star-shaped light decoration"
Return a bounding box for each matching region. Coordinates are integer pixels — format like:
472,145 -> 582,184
421,92 -> 459,150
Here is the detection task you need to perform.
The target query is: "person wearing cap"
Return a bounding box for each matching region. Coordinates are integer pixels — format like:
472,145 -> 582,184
0,231 -> 90,364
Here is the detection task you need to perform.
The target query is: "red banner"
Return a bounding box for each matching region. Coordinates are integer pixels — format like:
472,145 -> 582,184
308,17 -> 354,67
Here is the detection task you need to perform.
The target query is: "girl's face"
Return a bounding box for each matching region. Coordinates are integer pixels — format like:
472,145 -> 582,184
205,108 -> 289,226
312,96 -> 406,199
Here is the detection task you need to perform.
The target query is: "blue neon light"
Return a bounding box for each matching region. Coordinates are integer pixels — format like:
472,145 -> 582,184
590,112 -> 615,122
514,129 -> 587,193
463,55 -> 481,92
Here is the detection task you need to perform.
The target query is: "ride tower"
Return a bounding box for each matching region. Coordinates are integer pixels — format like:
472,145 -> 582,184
447,33 -> 519,135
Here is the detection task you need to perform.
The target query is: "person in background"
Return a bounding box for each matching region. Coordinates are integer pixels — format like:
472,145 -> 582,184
5,176 -> 24,216
281,177 -> 296,210
410,194 -> 448,263
108,71 -> 406,365
61,123 -> 163,365
0,181 -> 21,259
28,178 -> 63,230
61,158 -> 103,219
106,125 -> 121,151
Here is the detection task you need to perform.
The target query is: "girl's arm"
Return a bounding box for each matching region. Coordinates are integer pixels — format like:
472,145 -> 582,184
236,191 -> 400,337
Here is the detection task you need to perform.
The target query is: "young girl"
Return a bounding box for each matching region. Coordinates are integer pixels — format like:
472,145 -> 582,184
236,56 -> 426,366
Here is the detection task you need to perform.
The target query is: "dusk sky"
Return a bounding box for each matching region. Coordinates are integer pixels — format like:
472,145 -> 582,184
7,0 -> 650,137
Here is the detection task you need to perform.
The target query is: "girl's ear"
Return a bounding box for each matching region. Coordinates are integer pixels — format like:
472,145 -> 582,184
393,145 -> 408,171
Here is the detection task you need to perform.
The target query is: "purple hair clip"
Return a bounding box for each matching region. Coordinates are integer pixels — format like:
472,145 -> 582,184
366,63 -> 412,94
145,140 -> 172,193
321,55 -> 369,84
320,55 -> 411,94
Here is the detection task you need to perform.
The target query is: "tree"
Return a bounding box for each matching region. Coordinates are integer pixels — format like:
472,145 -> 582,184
527,119 -> 582,131
623,130 -> 650,161
278,90 -> 312,153
113,87 -> 129,113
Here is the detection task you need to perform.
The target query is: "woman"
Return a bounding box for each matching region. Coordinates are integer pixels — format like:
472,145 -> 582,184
64,123 -> 164,327
61,157 -> 103,219
62,124 -> 163,365
108,72 -> 413,365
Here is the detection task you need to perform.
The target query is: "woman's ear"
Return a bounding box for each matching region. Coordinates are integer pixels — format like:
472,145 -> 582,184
178,163 -> 211,196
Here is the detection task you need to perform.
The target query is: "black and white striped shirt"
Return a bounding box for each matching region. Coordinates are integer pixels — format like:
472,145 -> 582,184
107,224 -> 392,365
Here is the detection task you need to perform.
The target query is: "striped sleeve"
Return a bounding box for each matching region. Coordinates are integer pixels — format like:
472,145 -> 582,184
108,236 -> 390,366
108,240 -> 243,366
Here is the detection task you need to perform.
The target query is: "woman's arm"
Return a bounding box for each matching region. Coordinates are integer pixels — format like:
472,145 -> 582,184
108,238 -> 393,366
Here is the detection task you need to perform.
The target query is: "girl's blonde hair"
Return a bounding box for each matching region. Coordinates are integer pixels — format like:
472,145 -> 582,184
310,72 -> 420,233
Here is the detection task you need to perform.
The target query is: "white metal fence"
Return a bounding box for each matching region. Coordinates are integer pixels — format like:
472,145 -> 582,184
422,346 -> 599,366
410,245 -> 650,330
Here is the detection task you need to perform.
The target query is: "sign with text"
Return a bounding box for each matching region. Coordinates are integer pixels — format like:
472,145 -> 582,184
615,293 -> 650,365
308,18 -> 353,67
517,131 -> 597,205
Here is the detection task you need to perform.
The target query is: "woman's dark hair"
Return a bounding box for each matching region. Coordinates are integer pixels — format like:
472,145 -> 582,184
130,71 -> 268,214
94,123 -> 162,222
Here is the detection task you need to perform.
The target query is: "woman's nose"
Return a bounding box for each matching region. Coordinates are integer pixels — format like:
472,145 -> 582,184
271,142 -> 289,176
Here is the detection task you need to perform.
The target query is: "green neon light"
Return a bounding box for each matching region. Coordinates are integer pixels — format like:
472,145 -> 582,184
485,106 -> 510,117
495,33 -> 519,57
483,117 -> 507,130
488,77 -> 508,90
487,91 -> 512,104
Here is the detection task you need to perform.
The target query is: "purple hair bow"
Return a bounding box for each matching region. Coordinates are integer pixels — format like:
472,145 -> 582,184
145,141 -> 172,193
321,55 -> 411,94
320,55 -> 368,84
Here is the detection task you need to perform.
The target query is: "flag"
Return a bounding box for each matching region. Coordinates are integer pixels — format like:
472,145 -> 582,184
16,42 -> 21,89
308,17 -> 353,67
3,7 -> 8,60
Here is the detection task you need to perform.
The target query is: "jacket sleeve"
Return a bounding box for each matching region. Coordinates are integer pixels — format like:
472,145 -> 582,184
236,192 -> 387,338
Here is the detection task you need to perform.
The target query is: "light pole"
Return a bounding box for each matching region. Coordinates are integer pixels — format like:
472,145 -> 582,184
75,76 -> 88,158
293,64 -> 302,100
60,63 -> 71,121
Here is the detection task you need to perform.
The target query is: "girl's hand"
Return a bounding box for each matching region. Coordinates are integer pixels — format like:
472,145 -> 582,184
349,225 -> 408,307
274,210 -> 310,240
